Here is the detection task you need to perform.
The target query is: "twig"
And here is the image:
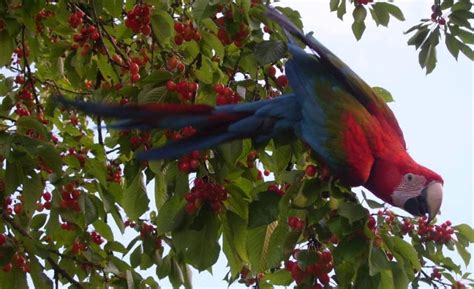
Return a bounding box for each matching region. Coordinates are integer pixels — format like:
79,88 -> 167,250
20,26 -> 42,113
227,51 -> 242,86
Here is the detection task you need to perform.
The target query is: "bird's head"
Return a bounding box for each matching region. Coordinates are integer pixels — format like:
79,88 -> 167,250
366,157 -> 444,222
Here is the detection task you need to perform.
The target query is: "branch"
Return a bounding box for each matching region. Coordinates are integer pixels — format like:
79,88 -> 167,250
20,26 -> 42,113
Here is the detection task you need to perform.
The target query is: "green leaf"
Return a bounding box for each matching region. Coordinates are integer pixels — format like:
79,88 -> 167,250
254,40 -> 287,66
37,144 -> 62,174
455,224 -> 474,242
154,169 -> 168,210
418,43 -> 437,74
458,41 -> 474,60
96,55 -> 118,83
17,116 -> 49,140
455,241 -> 471,266
407,27 -> 430,49
369,245 -> 391,276
372,86 -> 394,103
337,0 -> 347,20
185,211 -> 221,271
5,161 -> 24,195
200,30 -> 225,59
247,221 -> 279,272
352,21 -> 366,41
377,2 -> 405,21
121,172 -> 149,220
457,28 -> 474,44
248,191 -> 281,228
151,11 -> 174,45
353,6 -> 367,23
22,173 -> 43,216
330,0 -> 341,12
192,0 -> 217,23
371,3 -> 390,27
391,236 -> 421,271
93,219 -> 114,241
103,0 -> 122,17
0,31 -> 14,66
445,33 -> 460,60
337,202 -> 368,224
155,195 -> 185,233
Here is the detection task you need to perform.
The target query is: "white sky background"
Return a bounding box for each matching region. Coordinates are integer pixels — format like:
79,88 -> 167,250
186,0 -> 474,288
2,0 -> 472,288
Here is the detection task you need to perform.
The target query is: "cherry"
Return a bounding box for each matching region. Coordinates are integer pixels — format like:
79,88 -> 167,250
367,216 -> 376,230
276,75 -> 289,87
2,263 -> 12,273
13,203 -> 22,215
305,165 -> 317,177
267,66 -> 276,77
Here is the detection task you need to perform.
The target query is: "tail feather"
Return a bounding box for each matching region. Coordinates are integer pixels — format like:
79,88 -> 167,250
54,92 -> 300,160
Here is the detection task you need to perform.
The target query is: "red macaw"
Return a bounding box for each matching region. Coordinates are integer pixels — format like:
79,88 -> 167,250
57,7 -> 443,220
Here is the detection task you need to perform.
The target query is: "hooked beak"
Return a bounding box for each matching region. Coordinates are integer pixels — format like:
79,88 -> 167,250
403,181 -> 443,222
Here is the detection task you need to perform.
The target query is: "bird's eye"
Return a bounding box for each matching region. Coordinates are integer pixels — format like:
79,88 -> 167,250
405,173 -> 415,182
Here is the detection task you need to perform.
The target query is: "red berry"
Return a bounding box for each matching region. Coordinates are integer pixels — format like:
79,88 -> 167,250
2,263 -> 12,272
174,22 -> 185,33
174,35 -> 183,45
178,161 -> 190,173
276,75 -> 288,87
318,273 -> 330,285
129,62 -> 139,74
177,63 -> 185,73
367,216 -> 376,230
305,165 -> 317,177
190,159 -> 200,170
42,192 -> 51,201
166,80 -> 177,91
0,234 -> 6,246
185,202 -> 197,214
131,73 -> 141,82
14,203 -> 22,215
267,66 -> 276,77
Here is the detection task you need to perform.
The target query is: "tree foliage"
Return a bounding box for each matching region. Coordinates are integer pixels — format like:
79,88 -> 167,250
0,1 -> 472,289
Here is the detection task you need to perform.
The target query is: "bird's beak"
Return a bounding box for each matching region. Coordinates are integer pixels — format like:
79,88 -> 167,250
425,181 -> 443,222
403,181 -> 443,222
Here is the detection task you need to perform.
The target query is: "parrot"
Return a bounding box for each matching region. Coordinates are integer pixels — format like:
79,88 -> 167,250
56,6 -> 443,220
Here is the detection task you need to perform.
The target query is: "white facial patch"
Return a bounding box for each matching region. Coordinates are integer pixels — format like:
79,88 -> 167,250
391,174 -> 426,208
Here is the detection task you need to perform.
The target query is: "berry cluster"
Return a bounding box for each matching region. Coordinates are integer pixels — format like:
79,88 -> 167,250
288,216 -> 305,231
68,10 -> 85,28
67,148 -> 87,166
2,196 -> 23,216
178,150 -> 203,173
184,178 -> 228,214
215,17 -> 250,47
129,131 -> 151,150
72,24 -> 100,56
285,249 -> 333,288
35,9 -> 54,32
2,253 -> 29,273
60,182 -> 81,212
166,80 -> 198,102
268,184 -> 285,196
165,55 -> 185,73
14,102 -> 31,116
128,59 -> 141,82
72,239 -> 87,255
417,217 -> 454,243
106,162 -> 122,183
125,4 -> 151,35
214,83 -> 240,105
355,0 -> 373,5
174,21 -> 201,45
36,191 -> 52,211
140,222 -> 156,237
90,231 -> 104,245
61,221 -> 75,231
431,4 -> 446,25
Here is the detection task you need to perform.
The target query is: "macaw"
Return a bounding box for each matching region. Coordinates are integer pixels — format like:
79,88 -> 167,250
57,7 -> 443,220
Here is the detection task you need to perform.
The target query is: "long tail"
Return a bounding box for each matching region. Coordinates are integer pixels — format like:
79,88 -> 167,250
55,95 -> 300,159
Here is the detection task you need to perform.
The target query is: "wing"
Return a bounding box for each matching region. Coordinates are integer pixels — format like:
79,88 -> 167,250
266,6 -> 406,150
